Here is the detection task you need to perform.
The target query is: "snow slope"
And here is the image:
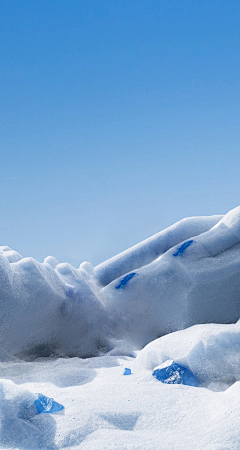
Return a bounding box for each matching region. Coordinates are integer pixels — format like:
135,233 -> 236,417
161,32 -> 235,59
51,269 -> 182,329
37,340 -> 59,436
1,207 -> 240,357
1,206 -> 240,448
1,323 -> 240,449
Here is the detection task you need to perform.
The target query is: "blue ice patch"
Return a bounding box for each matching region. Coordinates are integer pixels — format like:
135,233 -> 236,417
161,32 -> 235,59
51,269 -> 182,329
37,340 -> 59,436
35,394 -> 64,414
115,273 -> 136,289
123,368 -> 132,375
173,240 -> 194,256
152,361 -> 201,387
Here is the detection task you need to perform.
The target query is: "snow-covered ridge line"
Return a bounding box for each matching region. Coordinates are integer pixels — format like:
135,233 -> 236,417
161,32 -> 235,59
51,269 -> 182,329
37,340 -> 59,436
94,214 -> 222,286
0,206 -> 240,359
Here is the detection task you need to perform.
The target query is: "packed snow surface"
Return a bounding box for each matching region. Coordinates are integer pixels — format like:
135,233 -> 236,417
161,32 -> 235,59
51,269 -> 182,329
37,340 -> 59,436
1,206 -> 240,448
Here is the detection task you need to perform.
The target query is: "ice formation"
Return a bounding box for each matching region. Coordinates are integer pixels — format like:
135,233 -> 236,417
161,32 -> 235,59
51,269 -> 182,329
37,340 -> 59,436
135,319 -> 240,389
152,359 -> 202,387
1,206 -> 240,358
1,206 -> 240,448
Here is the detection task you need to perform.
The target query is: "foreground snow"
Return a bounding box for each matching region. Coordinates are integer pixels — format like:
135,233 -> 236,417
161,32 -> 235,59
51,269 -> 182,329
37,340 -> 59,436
1,206 -> 240,448
1,322 -> 240,449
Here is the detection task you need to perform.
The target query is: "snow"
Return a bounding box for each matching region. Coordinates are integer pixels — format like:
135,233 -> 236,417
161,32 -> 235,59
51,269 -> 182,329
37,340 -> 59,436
135,320 -> 240,389
1,206 -> 240,448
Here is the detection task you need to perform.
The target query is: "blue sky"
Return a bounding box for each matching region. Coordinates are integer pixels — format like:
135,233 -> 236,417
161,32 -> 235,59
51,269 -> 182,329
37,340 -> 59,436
1,0 -> 240,267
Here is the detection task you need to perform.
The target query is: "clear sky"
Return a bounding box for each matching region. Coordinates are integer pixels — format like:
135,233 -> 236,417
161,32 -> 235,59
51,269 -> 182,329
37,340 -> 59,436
1,0 -> 240,267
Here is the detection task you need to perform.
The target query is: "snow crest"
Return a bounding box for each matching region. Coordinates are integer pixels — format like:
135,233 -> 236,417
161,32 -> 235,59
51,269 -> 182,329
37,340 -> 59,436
1,206 -> 240,359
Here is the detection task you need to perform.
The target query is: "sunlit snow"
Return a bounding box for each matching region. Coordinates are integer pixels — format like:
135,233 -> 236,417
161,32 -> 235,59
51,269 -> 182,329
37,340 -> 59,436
1,206 -> 240,448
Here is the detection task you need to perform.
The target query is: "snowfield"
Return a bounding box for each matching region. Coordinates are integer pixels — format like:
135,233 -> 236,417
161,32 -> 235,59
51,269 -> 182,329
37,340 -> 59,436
1,206 -> 240,448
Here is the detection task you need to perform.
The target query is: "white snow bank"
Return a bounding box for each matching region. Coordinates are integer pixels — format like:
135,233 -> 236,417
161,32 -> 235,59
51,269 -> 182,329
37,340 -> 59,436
94,214 -> 222,286
0,378 -> 57,449
135,320 -> 240,389
1,206 -> 240,449
102,206 -> 240,349
0,354 -> 240,449
0,206 -> 240,358
0,245 -> 22,263
0,255 -> 107,359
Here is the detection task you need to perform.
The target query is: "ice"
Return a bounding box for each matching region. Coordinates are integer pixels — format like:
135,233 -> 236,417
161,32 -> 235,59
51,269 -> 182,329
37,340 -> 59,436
152,359 -> 201,386
35,393 -> 64,414
173,239 -> 194,256
115,272 -> 136,289
0,379 -> 57,448
0,256 -> 107,359
94,214 -> 222,286
135,320 -> 240,389
1,206 -> 240,447
0,207 -> 240,358
0,354 -> 240,449
102,206 -> 240,350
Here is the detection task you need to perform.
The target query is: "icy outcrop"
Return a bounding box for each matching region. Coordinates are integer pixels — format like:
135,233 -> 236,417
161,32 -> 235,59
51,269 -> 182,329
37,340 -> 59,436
102,206 -> 240,349
135,320 -> 240,390
0,255 -> 107,359
94,215 -> 222,286
0,379 -> 61,448
0,206 -> 240,358
0,246 -> 22,263
34,393 -> 64,414
152,360 -> 201,387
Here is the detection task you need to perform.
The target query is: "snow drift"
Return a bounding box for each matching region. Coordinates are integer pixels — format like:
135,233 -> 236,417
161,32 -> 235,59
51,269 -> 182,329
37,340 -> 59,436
1,206 -> 240,359
1,206 -> 240,449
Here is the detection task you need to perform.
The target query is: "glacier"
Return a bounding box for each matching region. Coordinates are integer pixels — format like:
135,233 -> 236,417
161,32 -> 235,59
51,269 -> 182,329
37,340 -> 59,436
1,206 -> 240,358
1,206 -> 240,448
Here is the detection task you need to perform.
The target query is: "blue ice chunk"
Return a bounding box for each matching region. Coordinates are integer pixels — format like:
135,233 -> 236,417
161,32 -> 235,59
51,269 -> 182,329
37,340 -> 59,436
115,273 -> 136,289
34,394 -> 64,414
173,240 -> 194,256
123,368 -> 132,375
152,361 -> 201,387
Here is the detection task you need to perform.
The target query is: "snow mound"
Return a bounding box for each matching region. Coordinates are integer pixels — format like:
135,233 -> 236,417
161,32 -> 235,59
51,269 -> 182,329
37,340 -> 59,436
0,379 -> 61,448
1,354 -> 240,449
135,320 -> 240,389
102,206 -> 240,349
1,206 -> 240,358
0,246 -> 22,263
0,255 -> 107,359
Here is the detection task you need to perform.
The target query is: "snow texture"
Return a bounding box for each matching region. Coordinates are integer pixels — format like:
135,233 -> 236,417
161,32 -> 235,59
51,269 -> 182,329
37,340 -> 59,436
0,207 -> 232,358
1,206 -> 240,448
115,273 -> 137,289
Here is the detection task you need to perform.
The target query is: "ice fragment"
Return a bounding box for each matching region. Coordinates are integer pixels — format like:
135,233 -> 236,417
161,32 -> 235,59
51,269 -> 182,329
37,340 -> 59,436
152,360 -> 201,387
173,240 -> 194,256
115,273 -> 136,289
34,394 -> 64,414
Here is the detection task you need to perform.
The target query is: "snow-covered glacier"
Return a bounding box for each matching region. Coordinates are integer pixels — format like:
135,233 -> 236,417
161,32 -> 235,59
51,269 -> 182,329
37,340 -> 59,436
1,206 -> 240,449
1,206 -> 240,358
